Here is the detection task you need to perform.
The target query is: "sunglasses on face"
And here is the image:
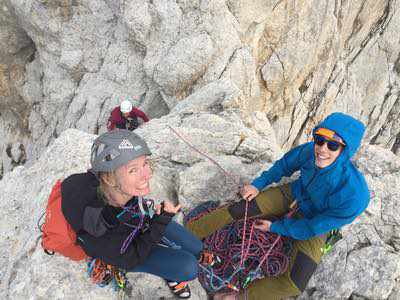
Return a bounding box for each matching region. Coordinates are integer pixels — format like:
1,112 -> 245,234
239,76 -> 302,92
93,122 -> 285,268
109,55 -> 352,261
314,135 -> 343,151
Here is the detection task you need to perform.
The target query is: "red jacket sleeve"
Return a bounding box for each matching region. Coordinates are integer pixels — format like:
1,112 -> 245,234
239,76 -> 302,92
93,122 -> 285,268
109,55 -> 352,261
131,108 -> 149,122
107,107 -> 121,130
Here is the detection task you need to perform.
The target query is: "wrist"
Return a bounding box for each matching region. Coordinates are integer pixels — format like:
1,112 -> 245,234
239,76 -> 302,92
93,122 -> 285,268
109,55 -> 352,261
250,181 -> 263,192
269,222 -> 279,234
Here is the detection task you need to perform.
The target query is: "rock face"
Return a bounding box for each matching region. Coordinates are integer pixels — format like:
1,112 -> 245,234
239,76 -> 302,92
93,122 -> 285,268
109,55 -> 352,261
0,0 -> 35,178
0,0 -> 400,176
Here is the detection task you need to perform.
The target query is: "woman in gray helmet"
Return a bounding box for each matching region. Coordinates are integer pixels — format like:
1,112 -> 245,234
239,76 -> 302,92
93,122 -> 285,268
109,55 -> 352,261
61,129 -> 206,299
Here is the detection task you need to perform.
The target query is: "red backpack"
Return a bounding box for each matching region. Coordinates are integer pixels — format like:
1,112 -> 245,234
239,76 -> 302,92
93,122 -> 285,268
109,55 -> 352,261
40,180 -> 88,261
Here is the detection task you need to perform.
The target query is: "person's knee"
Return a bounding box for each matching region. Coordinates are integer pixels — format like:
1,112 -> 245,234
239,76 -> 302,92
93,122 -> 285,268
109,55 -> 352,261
193,238 -> 203,256
179,256 -> 199,281
243,274 -> 300,300
290,251 -> 318,291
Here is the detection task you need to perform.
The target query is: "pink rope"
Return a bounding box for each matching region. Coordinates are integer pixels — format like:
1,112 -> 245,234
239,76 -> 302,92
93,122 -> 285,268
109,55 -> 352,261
169,125 -> 295,292
240,199 -> 249,267
168,125 -> 241,188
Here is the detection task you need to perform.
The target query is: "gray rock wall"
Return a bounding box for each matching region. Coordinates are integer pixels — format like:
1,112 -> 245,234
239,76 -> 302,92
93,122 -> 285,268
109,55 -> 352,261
0,0 -> 399,176
0,0 -> 35,178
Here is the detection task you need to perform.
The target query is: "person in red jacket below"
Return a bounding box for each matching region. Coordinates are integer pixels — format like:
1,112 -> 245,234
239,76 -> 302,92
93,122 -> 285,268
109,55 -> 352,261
107,100 -> 149,131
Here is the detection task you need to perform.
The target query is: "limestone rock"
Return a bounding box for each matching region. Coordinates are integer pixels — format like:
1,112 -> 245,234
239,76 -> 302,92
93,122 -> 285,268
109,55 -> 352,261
2,0 -> 400,176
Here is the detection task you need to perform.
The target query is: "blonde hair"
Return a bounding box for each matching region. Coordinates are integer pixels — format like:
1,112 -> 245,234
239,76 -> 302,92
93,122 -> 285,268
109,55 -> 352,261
98,171 -> 119,204
98,170 -> 133,204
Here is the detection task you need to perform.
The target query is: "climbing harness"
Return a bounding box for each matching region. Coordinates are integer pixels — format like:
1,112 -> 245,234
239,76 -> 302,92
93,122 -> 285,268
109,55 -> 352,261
126,115 -> 139,131
117,197 -> 155,254
85,198 -> 155,297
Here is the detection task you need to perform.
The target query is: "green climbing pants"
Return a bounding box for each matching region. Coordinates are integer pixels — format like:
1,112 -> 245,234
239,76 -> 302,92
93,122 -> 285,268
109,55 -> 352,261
186,184 -> 325,300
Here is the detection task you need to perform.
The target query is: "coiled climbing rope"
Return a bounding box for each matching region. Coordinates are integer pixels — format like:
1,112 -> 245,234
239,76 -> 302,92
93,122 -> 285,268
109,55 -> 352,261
185,202 -> 293,293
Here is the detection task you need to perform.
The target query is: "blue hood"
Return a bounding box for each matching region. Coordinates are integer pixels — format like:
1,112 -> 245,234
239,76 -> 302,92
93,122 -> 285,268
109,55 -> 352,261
313,112 -> 366,159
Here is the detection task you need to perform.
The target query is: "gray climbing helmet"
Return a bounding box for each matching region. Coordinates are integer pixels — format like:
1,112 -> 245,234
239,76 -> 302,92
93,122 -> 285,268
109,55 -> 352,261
90,129 -> 151,174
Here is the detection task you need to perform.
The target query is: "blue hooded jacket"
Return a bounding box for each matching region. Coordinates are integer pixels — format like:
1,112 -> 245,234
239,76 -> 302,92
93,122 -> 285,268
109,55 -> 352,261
251,112 -> 370,240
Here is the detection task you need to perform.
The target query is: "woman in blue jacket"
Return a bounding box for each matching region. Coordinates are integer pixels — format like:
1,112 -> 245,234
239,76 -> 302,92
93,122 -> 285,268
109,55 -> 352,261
187,112 -> 370,299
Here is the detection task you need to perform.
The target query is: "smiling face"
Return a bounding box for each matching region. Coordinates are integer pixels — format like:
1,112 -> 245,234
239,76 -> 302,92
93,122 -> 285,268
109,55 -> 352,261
314,141 -> 343,168
99,155 -> 152,207
115,155 -> 152,197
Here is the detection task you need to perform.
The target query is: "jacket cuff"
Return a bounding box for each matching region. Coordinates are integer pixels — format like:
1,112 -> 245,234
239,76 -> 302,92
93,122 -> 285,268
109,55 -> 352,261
152,211 -> 174,225
251,179 -> 266,191
270,221 -> 284,235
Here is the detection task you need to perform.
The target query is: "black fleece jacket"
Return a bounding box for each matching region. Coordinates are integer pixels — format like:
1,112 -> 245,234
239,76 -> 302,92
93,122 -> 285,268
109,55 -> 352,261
61,172 -> 174,270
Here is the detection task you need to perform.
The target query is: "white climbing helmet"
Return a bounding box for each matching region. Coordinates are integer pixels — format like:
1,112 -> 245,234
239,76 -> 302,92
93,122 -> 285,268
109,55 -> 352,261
120,100 -> 133,113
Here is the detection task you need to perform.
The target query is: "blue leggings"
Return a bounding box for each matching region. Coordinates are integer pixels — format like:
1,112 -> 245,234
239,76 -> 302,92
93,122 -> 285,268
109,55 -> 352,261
131,221 -> 203,282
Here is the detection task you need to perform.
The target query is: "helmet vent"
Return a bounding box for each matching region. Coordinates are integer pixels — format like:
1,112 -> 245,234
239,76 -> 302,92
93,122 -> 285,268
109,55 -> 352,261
104,149 -> 120,162
90,129 -> 151,173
